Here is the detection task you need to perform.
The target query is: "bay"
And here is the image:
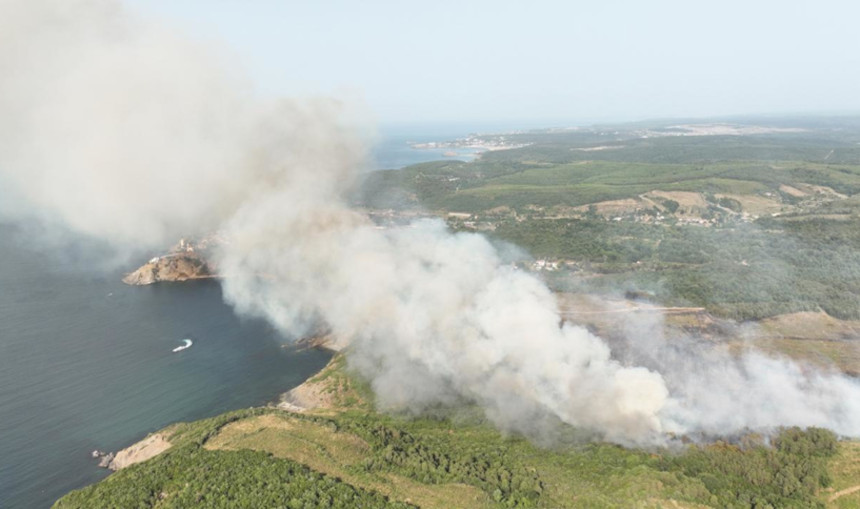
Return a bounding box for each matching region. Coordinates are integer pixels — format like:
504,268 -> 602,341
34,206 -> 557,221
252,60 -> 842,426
0,125 -> 498,508
0,225 -> 331,508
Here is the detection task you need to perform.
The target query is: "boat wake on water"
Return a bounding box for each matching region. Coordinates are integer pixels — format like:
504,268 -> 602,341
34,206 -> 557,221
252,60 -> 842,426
172,339 -> 193,353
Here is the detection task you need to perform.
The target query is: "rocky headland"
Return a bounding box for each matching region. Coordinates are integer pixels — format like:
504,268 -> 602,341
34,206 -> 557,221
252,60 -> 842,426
122,237 -> 219,285
122,253 -> 215,285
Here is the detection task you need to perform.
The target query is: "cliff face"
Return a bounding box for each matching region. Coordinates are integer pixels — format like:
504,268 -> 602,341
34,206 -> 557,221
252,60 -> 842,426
122,253 -> 215,285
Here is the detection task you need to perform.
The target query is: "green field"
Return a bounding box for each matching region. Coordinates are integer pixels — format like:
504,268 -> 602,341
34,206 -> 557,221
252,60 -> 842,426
358,118 -> 860,321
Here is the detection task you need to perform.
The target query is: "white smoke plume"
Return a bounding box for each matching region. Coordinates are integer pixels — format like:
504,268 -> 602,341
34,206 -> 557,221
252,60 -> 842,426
219,215 -> 668,444
3,0 -> 860,446
614,310 -> 860,438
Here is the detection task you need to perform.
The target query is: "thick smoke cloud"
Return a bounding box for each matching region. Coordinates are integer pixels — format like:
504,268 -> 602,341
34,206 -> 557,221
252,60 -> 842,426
0,0 -> 244,247
614,311 -> 860,439
219,215 -> 668,444
3,0 -> 860,446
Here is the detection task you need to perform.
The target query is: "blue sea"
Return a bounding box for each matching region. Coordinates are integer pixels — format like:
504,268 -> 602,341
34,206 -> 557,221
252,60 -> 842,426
0,224 -> 333,508
370,121 -> 540,170
0,127 -> 490,508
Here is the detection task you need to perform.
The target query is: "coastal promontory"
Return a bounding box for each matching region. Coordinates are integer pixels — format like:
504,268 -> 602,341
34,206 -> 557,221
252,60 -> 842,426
122,238 -> 216,285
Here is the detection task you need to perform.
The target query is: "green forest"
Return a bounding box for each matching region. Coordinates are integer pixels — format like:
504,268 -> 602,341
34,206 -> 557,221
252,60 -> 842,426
358,118 -> 860,321
56,404 -> 845,508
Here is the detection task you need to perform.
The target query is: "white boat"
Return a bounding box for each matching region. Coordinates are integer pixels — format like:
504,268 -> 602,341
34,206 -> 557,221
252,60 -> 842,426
172,339 -> 193,353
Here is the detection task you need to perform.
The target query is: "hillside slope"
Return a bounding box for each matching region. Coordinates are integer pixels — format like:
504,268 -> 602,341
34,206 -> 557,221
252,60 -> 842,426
55,354 -> 855,509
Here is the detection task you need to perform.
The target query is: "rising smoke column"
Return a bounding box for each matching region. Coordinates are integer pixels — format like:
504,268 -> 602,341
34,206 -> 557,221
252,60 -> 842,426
218,209 -> 669,443
3,0 -> 860,446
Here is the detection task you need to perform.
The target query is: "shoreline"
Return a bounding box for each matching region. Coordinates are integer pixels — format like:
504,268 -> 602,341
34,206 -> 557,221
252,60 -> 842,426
96,338 -> 342,472
274,336 -> 345,412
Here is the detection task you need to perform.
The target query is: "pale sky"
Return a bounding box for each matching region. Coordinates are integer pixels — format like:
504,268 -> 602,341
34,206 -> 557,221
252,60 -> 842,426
126,0 -> 860,126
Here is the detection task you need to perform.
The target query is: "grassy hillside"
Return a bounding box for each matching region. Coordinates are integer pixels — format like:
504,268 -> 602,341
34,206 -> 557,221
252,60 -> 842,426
55,354 -> 857,509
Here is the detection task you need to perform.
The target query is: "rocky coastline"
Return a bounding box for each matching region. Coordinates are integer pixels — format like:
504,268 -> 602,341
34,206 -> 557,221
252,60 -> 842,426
122,236 -> 218,285
92,335 -> 342,471
91,432 -> 172,471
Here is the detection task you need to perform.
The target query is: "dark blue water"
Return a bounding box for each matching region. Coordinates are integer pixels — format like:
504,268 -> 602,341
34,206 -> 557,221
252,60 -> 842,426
0,225 -> 332,508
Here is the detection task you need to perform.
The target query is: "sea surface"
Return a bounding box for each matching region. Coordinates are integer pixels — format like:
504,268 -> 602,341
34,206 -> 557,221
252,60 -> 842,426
0,127 -> 500,508
371,131 -> 481,169
370,121 -> 536,169
0,227 -> 332,508
370,120 -> 582,170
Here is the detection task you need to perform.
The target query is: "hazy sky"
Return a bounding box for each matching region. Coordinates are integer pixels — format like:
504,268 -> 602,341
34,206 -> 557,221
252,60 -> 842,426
126,0 -> 860,126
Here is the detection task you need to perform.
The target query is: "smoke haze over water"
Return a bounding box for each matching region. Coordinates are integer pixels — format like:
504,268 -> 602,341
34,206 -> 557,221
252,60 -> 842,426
3,0 -> 860,446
